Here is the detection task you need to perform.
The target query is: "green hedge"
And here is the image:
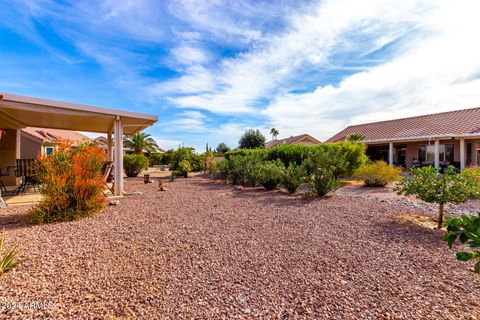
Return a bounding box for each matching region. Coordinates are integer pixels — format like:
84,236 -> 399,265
264,142 -> 367,175
224,148 -> 266,160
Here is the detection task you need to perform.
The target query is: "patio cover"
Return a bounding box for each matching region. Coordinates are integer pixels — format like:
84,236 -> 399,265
0,92 -> 158,197
0,93 -> 157,135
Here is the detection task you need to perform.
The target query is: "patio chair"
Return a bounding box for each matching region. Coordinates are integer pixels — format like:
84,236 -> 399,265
102,161 -> 114,196
13,159 -> 39,195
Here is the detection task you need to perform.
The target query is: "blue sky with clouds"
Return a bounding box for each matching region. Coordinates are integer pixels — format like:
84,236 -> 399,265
1,0 -> 480,151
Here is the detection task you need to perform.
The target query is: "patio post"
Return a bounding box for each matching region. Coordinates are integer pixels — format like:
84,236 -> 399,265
107,131 -> 113,162
388,142 -> 393,165
434,139 -> 440,168
114,116 -> 124,196
460,138 -> 465,169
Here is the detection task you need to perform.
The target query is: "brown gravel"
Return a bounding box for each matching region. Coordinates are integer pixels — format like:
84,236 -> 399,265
0,177 -> 479,319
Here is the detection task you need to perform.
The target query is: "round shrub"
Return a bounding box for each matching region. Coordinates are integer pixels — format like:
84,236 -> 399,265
257,160 -> 284,190
177,160 -> 192,177
124,154 -> 149,177
29,141 -> 106,224
354,161 -> 402,187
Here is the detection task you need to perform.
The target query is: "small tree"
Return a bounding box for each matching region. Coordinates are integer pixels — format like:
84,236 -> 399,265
216,142 -> 230,155
124,154 -> 149,177
239,129 -> 266,149
396,167 -> 480,228
444,214 -> 480,274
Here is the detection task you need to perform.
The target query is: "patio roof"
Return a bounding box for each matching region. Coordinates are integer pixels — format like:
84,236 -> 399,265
0,93 -> 158,135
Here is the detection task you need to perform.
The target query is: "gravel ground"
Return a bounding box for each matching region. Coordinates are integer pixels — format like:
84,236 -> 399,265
0,177 -> 479,319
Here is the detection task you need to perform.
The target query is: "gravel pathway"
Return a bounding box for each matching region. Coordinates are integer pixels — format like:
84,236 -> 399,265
0,177 -> 479,319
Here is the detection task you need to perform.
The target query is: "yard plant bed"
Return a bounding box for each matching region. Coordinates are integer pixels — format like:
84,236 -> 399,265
0,177 -> 479,319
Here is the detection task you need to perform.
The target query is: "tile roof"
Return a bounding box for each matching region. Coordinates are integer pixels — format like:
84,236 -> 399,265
21,127 -> 90,144
265,134 -> 321,149
327,107 -> 480,142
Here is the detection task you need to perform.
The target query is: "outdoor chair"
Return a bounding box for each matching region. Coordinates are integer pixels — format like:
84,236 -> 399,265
102,161 -> 114,196
13,159 -> 39,195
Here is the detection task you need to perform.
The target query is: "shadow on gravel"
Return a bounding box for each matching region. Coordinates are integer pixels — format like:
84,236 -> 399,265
374,219 -> 444,250
0,211 -> 30,231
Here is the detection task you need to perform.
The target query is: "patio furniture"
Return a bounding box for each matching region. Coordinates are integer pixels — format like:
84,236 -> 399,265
13,159 -> 39,195
0,166 -> 11,194
102,161 -> 114,196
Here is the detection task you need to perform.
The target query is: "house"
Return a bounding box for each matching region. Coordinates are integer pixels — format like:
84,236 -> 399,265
265,134 -> 321,149
327,107 -> 480,169
20,127 -> 90,158
0,92 -> 157,198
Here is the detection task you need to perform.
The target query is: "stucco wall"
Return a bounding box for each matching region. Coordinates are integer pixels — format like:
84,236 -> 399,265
20,134 -> 42,159
0,129 -> 20,186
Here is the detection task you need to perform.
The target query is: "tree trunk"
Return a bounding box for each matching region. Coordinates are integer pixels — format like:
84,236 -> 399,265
438,203 -> 444,228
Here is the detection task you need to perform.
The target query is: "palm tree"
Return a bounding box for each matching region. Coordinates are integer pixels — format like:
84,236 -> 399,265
124,132 -> 159,154
345,133 -> 365,143
270,128 -> 279,140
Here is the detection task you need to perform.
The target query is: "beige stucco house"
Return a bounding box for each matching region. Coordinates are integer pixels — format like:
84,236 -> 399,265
327,108 -> 480,169
265,134 -> 321,149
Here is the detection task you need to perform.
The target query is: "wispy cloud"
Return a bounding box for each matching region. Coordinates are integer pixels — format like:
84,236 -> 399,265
2,0 -> 480,151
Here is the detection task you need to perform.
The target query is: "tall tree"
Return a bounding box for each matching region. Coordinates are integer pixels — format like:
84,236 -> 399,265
270,128 -> 279,140
216,142 -> 230,155
123,132 -> 159,154
239,129 -> 266,149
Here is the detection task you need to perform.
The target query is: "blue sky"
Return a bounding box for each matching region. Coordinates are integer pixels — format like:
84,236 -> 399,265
1,1 -> 480,151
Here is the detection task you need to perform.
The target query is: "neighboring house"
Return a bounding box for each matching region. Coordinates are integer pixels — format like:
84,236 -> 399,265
327,107 -> 480,169
20,127 -> 90,159
265,134 -> 321,149
93,136 -> 165,154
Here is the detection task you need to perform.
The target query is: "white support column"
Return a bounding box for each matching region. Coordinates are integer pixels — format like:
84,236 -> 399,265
114,117 -> 124,196
434,139 -> 440,168
388,142 -> 394,166
107,131 -> 113,162
460,138 -> 466,169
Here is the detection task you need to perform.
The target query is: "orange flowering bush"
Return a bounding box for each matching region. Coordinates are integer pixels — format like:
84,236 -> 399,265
29,140 -> 107,224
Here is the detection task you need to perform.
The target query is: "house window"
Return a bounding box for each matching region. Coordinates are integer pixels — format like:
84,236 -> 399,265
418,143 -> 454,163
45,147 -> 54,156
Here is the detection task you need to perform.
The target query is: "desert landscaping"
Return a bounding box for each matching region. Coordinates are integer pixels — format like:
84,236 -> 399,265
1,176 -> 478,319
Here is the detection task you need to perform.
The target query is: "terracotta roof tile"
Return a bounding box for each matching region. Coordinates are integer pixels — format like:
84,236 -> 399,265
265,134 -> 321,149
327,107 -> 480,142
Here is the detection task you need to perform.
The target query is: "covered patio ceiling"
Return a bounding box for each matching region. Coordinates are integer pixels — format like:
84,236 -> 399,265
0,93 -> 158,135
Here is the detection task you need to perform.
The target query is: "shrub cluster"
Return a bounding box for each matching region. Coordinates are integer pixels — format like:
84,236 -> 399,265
354,161 -> 402,187
169,147 -> 203,173
29,141 -> 106,224
124,154 -> 150,177
219,142 -> 367,197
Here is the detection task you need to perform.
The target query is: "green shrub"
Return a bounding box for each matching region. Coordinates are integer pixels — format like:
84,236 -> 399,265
147,153 -> 162,166
177,160 -> 192,177
0,232 -> 25,278
206,159 -> 218,176
219,154 -> 262,186
257,160 -> 284,190
170,147 -> 203,172
444,214 -> 480,274
224,148 -> 265,160
29,142 -> 106,224
304,149 -> 342,197
354,161 -> 402,187
314,142 -> 367,176
281,163 -> 306,194
124,154 -> 149,177
396,166 -> 480,228
265,144 -> 311,166
160,149 -> 175,165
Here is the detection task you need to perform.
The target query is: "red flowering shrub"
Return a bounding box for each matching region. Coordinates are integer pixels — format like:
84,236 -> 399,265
29,140 -> 107,224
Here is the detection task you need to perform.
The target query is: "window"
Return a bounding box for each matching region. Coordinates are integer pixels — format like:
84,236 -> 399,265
45,146 -> 54,156
418,143 -> 455,163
